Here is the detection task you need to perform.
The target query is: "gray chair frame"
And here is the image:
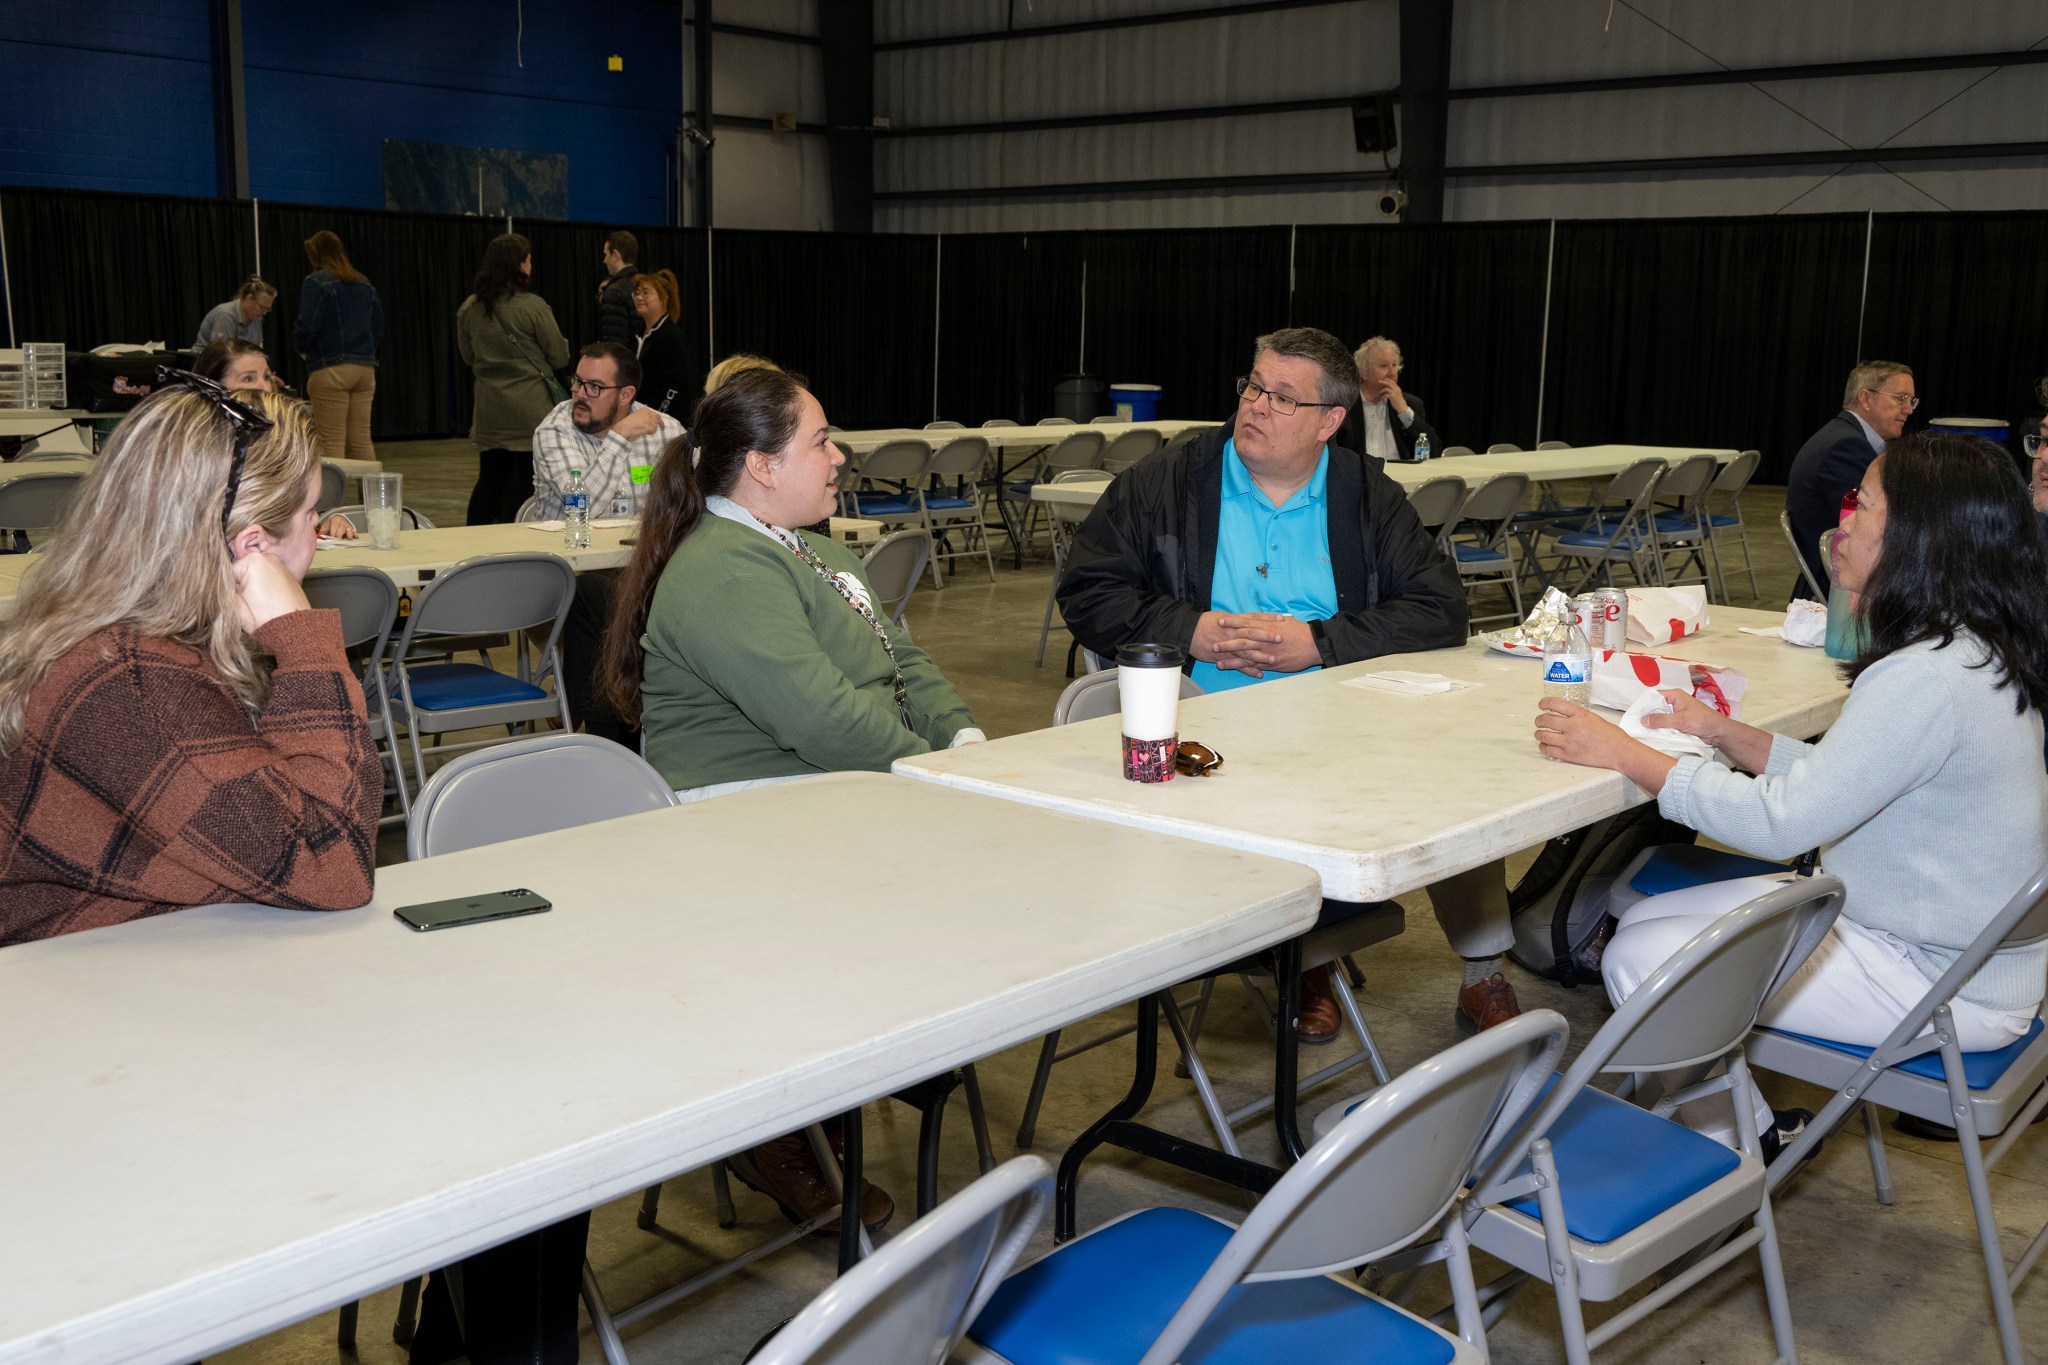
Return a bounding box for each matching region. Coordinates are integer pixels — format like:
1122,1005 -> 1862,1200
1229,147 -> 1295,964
1645,453 -> 1719,593
1779,508 -> 1827,601
1705,450 -> 1763,600
385,553 -> 577,795
1034,471 -> 1113,668
752,1156 -> 1051,1365
924,419 -> 965,430
1447,471 -> 1530,629
1462,875 -> 1844,1365
514,494 -> 549,523
925,434 -> 998,587
1089,414 -> 1128,424
1098,427 -> 1163,475
975,1012 -> 1572,1365
316,461 -> 347,513
862,529 -> 933,627
0,470 -> 83,549
300,566 -> 410,827
403,732 -> 677,859
1749,865 -> 2048,1365
326,502 -> 436,532
1544,458 -> 1669,595
1537,440 -> 1572,450
1440,445 -> 1479,457
1487,442 -> 1524,454
848,439 -> 936,534
1406,474 -> 1469,547
1039,416 -> 1076,425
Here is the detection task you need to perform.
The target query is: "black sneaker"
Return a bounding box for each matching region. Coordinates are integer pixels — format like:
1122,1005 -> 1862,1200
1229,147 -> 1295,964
1760,1107 -> 1813,1166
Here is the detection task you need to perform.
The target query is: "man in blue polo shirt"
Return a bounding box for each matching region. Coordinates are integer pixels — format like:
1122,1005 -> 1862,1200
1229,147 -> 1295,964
1058,327 -> 1523,1037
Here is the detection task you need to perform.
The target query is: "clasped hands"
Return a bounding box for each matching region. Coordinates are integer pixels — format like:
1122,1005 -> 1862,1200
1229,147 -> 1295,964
1191,610 -> 1320,678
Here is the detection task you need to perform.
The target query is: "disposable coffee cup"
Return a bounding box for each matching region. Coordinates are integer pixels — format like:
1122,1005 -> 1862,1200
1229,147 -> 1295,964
1116,641 -> 1185,782
362,471 -> 404,551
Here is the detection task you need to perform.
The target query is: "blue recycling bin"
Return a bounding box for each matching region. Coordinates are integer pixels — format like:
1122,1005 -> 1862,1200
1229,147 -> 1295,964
1109,383 -> 1162,421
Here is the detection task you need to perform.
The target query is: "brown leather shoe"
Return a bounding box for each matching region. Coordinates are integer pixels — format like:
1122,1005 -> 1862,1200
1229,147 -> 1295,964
1455,973 -> 1522,1034
727,1134 -> 895,1233
1298,964 -> 1341,1045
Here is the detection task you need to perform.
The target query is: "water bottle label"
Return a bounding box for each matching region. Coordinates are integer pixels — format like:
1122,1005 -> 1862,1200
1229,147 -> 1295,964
1543,656 -> 1589,684
564,492 -> 587,512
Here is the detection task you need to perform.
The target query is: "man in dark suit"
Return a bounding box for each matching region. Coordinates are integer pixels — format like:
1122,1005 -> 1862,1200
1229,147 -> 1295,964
1785,361 -> 1916,600
595,230 -> 639,346
1344,335 -> 1441,462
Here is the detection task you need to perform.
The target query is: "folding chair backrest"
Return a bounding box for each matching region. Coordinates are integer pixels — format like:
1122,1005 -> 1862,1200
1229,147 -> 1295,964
514,494 -> 549,523
1712,449 -> 1761,495
1041,417 -> 1076,425
925,420 -> 965,430
927,435 -> 991,480
750,1156 -> 1052,1365
1406,475 -> 1468,532
1536,440 -> 1571,450
1440,445 -> 1478,457
1657,453 -> 1718,503
301,566 -> 399,655
1487,442 -> 1524,454
860,439 -> 933,486
1779,509 -> 1825,599
982,418 -> 1020,428
1160,428 -> 1205,456
1099,429 -> 1163,473
407,733 -> 678,859
1052,669 -> 1202,725
317,462 -> 347,513
1593,457 -> 1667,520
862,530 -> 932,625
1040,430 -> 1107,476
0,471 -> 83,529
395,553 -> 576,649
1454,471 -> 1530,525
1090,415 -> 1126,424
327,503 -> 433,531
1140,1011 -> 1569,1364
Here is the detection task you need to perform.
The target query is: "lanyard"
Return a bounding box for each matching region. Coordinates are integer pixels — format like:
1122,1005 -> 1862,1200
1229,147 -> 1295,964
769,528 -> 912,730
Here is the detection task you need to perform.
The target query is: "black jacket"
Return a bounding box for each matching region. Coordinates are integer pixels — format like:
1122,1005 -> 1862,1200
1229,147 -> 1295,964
1057,421 -> 1469,670
1339,390 -> 1442,463
597,269 -> 638,346
636,319 -> 690,415
1785,410 -> 1878,601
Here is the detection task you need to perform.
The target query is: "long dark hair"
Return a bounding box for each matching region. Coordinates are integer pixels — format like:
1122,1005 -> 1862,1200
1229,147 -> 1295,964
1851,431 -> 2048,712
471,233 -> 533,318
598,367 -> 808,723
192,337 -> 264,381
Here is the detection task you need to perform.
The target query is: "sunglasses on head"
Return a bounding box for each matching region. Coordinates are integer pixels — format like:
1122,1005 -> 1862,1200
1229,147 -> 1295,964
1174,741 -> 1224,777
155,367 -> 275,538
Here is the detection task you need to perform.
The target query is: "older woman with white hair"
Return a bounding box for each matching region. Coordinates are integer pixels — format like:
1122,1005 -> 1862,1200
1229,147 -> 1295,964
1348,335 -> 1442,462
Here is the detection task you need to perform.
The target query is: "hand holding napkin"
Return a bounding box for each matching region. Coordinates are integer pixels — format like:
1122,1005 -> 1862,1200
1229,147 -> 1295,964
1620,690 -> 1717,759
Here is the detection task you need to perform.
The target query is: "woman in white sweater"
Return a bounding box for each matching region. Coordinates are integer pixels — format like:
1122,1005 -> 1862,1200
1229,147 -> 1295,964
1537,432 -> 2048,1146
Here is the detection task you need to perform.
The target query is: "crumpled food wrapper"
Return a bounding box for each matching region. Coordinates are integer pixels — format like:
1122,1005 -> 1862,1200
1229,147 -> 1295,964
1490,586 -> 1574,652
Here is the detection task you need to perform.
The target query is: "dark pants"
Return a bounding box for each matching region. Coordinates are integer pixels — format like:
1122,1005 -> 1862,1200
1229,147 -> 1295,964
409,1211 -> 592,1365
561,571 -> 638,748
468,448 -> 535,526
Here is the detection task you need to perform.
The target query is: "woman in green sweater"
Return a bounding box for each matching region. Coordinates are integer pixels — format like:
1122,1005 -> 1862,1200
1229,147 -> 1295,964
600,365 -> 982,801
456,232 -> 570,525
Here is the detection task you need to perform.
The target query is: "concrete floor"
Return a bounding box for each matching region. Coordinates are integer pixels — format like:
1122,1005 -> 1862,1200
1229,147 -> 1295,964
215,443 -> 2048,1364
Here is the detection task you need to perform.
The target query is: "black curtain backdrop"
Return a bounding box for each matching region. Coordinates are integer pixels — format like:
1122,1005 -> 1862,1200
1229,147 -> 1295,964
1863,212 -> 2048,439
258,202 -> 501,441
1082,227 -> 1291,425
1,188 -> 249,352
935,231 -> 1085,424
711,229 -> 936,430
1291,221 -> 1550,454
520,221 -> 711,402
1545,214 -> 1867,481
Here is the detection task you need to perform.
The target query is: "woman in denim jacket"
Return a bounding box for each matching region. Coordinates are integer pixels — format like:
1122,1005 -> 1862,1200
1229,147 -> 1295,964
291,231 -> 383,461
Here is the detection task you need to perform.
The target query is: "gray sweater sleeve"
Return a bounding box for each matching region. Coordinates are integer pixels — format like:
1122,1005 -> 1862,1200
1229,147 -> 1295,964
1658,653 -> 1955,861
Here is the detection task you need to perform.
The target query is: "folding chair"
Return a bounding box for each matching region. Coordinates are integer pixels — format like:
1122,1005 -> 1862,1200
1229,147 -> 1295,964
861,529 -> 932,627
1034,471 -> 1112,667
1405,474 -> 1468,550
1487,442 -> 1524,453
1705,450 -> 1763,600
0,470 -> 82,552
924,419 -> 965,430
966,1011 -> 1572,1365
514,494 -> 549,523
1537,440 -> 1572,450
316,461 -> 347,513
1542,458 -> 1668,595
982,418 -> 1020,428
750,1156 -> 1051,1365
1446,471 -> 1530,629
1457,874 -> 1844,1365
1089,414 -> 1127,424
1749,865 -> 2048,1365
1441,445 -> 1479,457
385,553 -> 576,794
1002,429 -> 1106,553
848,439 -> 936,538
1644,453 -> 1718,594
1040,416 -> 1076,425
1779,509 -> 1826,601
326,502 -> 436,532
300,567 -> 409,827
1098,427 -> 1162,475
925,434 -> 998,586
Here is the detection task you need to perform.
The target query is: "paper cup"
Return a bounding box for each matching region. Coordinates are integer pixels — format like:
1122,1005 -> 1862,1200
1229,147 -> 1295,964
1116,642 -> 1184,782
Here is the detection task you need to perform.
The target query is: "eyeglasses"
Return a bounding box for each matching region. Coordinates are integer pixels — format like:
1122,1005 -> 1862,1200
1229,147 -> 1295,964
1862,387 -> 1920,412
1235,376 -> 1343,418
155,367 -> 274,537
570,377 -> 625,398
1174,741 -> 1224,777
2024,434 -> 2047,458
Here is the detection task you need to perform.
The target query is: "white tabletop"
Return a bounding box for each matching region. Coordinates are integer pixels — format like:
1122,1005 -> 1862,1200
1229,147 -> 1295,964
0,409 -> 91,436
0,772 -> 1319,1365
309,521 -> 636,587
1377,444 -> 1737,490
895,611 -> 1846,903
834,421 -> 1216,455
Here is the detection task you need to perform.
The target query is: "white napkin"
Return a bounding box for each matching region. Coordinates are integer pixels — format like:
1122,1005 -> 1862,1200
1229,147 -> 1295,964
1344,670 -> 1478,697
1736,600 -> 1826,647
1621,690 -> 1715,758
524,518 -> 637,532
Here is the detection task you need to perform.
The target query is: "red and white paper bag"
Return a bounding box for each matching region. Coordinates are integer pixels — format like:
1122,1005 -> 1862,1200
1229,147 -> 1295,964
1623,586 -> 1711,646
1590,649 -> 1747,719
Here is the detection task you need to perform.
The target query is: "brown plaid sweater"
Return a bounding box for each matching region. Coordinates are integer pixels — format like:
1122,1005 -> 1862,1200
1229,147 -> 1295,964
0,609 -> 382,945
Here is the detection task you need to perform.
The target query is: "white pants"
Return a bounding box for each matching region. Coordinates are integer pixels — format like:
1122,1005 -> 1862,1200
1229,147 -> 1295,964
1601,875 -> 2036,1144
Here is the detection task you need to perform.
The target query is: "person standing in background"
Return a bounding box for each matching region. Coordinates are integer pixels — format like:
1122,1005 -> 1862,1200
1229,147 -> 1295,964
631,268 -> 689,416
292,231 -> 382,462
192,276 -> 276,352
597,231 -> 639,345
456,233 -> 571,525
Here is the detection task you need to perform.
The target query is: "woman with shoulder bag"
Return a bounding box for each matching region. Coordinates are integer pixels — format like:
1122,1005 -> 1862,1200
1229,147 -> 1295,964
456,233 -> 570,525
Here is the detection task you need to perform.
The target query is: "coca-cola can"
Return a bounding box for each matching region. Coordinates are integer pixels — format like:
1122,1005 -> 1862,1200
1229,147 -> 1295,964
1592,586 -> 1629,651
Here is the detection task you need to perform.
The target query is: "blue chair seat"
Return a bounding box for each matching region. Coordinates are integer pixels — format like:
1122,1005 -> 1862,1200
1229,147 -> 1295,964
1454,544 -> 1508,564
1555,529 -> 1651,552
852,495 -> 918,516
1708,513 -> 1742,527
1500,1080 -> 1741,1244
1759,1017 -> 2045,1090
1652,512 -> 1702,534
924,495 -> 975,510
1629,846 -> 1790,898
969,1206 -> 1457,1365
403,663 -> 550,712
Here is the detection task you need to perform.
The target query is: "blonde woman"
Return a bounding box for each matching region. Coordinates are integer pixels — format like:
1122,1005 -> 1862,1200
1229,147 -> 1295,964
0,376 -> 382,945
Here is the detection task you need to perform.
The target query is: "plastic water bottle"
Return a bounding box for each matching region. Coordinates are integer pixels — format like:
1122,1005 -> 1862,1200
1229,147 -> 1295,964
1541,616 -> 1592,709
1413,431 -> 1432,461
562,469 -> 591,550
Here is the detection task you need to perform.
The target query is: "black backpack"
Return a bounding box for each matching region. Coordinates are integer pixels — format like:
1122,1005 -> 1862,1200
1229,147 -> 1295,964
1507,805 -> 1698,985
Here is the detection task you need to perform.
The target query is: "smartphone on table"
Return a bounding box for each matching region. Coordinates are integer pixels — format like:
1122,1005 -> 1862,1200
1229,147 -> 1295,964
394,888 -> 552,932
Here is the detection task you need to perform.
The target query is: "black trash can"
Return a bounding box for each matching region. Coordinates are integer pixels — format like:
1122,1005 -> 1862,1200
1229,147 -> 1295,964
1052,374 -> 1107,423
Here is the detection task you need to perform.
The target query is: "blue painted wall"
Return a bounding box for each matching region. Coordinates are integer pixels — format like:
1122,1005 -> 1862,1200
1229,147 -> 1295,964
0,0 -> 684,222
